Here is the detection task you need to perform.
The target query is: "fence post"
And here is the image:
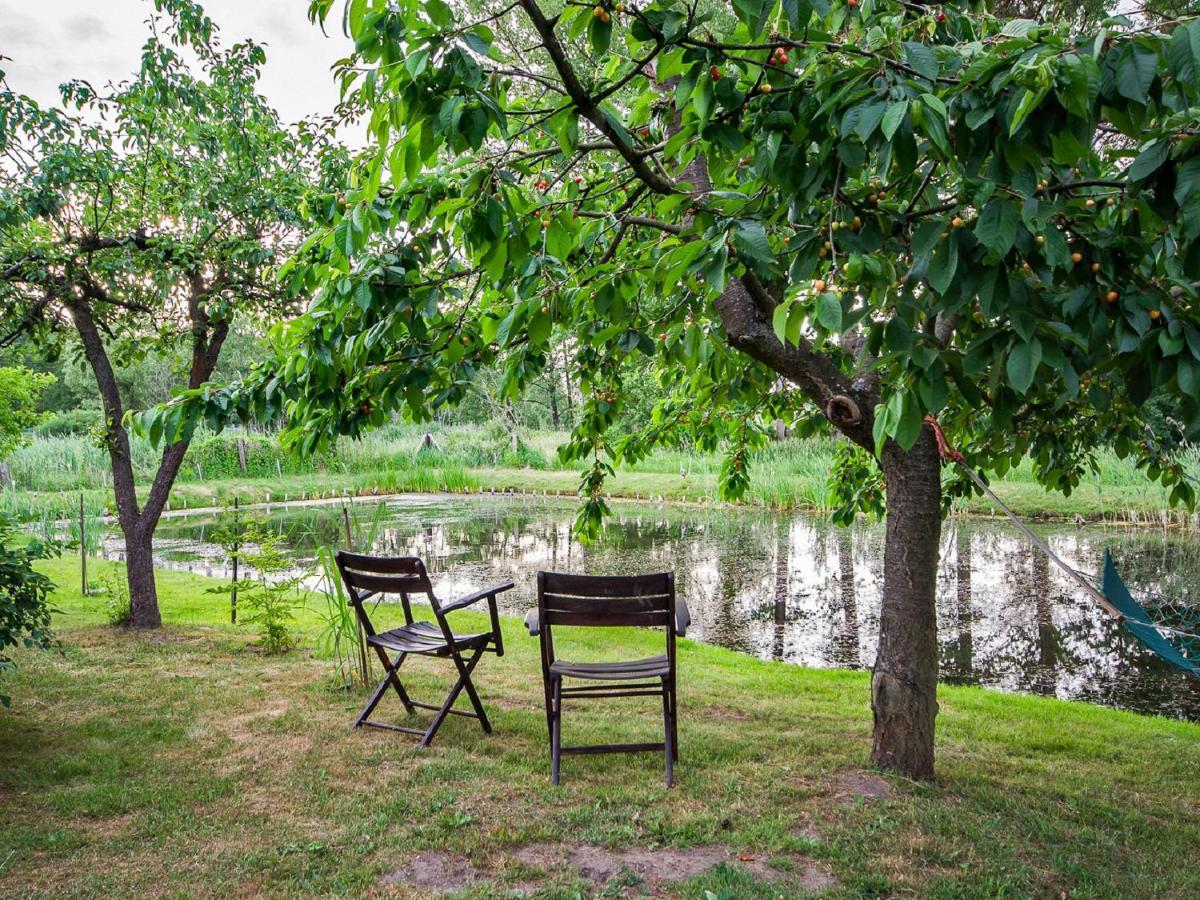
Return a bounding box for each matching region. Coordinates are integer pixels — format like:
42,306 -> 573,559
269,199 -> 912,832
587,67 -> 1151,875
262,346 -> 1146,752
231,497 -> 239,624
79,492 -> 87,597
342,501 -> 369,687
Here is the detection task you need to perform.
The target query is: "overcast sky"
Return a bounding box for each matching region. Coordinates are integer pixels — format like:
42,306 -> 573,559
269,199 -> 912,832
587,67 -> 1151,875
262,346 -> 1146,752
1,0 -> 353,124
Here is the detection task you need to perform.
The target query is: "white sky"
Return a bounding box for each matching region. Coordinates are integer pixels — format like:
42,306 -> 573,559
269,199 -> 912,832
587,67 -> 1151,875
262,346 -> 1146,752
0,0 -> 353,124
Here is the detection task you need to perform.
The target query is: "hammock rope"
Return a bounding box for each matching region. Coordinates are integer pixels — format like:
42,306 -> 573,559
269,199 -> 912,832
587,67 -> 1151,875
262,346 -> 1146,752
923,415 -> 1200,676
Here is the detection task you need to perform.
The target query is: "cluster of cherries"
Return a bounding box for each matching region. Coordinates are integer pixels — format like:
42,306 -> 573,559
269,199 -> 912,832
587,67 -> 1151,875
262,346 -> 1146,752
770,44 -> 791,66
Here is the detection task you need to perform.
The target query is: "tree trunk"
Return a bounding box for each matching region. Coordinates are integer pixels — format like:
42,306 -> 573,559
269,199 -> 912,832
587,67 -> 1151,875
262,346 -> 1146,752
124,525 -> 161,628
870,429 -> 943,780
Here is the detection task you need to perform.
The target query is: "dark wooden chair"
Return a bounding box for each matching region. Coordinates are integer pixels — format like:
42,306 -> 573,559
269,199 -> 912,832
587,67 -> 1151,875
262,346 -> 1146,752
524,571 -> 689,786
335,551 -> 512,747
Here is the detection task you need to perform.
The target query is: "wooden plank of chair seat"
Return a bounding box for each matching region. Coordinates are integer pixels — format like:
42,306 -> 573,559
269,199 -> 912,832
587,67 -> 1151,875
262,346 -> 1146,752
369,634 -> 449,655
540,572 -> 670,597
560,742 -> 665,755
542,593 -> 670,614
560,689 -> 666,700
551,656 -> 669,679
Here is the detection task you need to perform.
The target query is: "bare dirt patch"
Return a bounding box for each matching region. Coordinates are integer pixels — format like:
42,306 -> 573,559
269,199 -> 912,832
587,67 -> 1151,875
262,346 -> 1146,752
380,851 -> 485,892
834,770 -> 893,804
509,842 -> 835,892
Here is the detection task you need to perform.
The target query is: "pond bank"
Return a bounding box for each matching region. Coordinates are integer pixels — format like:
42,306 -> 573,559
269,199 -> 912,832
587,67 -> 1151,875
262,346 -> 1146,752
10,462 -> 1200,530
3,555 -> 1199,896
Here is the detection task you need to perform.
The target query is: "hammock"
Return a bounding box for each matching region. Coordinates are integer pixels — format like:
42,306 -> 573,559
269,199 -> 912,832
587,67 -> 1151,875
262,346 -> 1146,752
924,416 -> 1200,679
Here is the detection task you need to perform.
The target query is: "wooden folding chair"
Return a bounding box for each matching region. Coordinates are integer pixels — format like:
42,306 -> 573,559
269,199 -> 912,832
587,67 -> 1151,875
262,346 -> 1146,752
335,551 -> 512,747
524,571 -> 689,786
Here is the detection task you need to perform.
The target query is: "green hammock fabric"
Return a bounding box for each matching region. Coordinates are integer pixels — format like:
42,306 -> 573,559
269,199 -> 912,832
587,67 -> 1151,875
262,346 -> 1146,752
1102,551 -> 1200,677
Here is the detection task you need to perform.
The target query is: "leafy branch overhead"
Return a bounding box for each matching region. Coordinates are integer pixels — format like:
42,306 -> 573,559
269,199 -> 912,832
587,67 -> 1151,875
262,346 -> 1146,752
145,0 -> 1200,532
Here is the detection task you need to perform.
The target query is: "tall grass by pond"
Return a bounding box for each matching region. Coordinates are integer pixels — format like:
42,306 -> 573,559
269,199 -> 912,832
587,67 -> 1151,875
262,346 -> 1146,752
4,422 -> 1199,526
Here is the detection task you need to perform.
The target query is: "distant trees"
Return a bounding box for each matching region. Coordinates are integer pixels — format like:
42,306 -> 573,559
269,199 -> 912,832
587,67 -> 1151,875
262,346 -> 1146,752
0,1 -> 330,626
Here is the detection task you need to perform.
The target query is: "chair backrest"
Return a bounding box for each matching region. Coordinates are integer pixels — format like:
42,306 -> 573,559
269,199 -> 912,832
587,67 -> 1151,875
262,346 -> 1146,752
335,551 -> 435,629
537,571 -> 674,628
536,571 -> 677,669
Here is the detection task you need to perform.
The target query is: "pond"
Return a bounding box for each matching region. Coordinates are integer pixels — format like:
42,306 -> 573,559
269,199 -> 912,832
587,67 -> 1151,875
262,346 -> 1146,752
104,493 -> 1200,722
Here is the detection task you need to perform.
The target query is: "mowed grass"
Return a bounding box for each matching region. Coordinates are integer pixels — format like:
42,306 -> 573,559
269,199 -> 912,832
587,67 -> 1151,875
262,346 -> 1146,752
1,556 -> 1198,897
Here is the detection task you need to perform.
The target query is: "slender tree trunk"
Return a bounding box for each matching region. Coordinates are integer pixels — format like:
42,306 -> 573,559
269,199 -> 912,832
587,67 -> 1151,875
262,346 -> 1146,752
124,525 -> 161,628
870,430 -> 943,780
68,287 -> 228,629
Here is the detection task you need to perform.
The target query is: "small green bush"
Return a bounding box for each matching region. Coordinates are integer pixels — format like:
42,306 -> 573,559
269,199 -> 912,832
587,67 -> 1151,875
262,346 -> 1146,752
0,513 -> 58,706
32,408 -> 104,437
100,571 -> 131,627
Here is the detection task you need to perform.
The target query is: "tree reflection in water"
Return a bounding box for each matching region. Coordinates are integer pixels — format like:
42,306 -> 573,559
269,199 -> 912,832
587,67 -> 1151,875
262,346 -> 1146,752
131,494 -> 1200,720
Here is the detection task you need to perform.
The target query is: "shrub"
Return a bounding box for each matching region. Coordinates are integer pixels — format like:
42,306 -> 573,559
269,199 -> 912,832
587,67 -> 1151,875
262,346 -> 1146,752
0,513 -> 58,706
213,522 -> 304,654
32,408 -> 105,437
100,571 -> 131,627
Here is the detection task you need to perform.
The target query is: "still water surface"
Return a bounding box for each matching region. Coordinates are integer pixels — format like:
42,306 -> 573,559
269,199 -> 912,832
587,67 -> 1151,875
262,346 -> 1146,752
107,494 -> 1200,721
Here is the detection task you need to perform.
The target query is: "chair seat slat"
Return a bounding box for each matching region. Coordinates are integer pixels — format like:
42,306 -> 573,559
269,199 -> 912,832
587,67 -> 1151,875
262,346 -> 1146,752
550,655 -> 670,680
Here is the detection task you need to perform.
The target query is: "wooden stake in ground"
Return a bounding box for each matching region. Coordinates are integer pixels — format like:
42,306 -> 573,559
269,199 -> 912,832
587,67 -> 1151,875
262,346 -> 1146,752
231,497 -> 239,624
342,501 -> 369,687
79,492 -> 87,597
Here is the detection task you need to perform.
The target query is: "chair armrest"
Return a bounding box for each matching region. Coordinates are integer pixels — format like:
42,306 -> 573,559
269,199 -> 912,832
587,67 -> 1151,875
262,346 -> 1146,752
674,598 -> 691,638
524,608 -> 540,636
439,582 -> 515,614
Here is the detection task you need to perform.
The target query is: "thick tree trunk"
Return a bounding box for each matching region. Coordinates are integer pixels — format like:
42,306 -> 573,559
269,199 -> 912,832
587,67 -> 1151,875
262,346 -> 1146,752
870,429 -> 943,780
124,526 -> 161,628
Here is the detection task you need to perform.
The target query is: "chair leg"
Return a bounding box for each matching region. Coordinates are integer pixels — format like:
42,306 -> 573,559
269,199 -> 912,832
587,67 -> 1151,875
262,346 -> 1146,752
669,679 -> 679,762
419,646 -> 486,748
453,647 -> 492,734
371,644 -> 415,714
661,682 -> 675,788
355,652 -> 407,728
550,677 -> 562,785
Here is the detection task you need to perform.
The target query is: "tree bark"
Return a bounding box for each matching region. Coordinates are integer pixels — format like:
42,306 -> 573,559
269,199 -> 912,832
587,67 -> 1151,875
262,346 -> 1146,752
124,525 -> 161,628
870,429 -> 943,780
67,279 -> 229,629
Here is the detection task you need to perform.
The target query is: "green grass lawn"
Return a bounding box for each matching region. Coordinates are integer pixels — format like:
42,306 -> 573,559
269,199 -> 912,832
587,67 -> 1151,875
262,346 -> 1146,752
2,556 -> 1199,897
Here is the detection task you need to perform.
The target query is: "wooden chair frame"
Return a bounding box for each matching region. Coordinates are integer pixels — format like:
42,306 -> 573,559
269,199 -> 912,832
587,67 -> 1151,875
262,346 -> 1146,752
526,571 -> 689,786
335,551 -> 512,747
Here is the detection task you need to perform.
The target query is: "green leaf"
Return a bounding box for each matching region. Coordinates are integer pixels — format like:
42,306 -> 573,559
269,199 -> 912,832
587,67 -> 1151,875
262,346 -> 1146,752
927,231 -> 958,294
772,299 -> 791,342
881,99 -> 908,141
1116,45 -> 1157,104
1009,87 -> 1046,136
815,292 -> 843,332
731,0 -> 772,38
733,220 -> 774,265
975,200 -> 1018,258
903,42 -> 939,81
589,15 -> 612,55
1167,20 -> 1200,85
1006,338 -> 1042,394
842,99 -> 887,142
1128,140 -> 1169,182
528,307 -> 552,345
